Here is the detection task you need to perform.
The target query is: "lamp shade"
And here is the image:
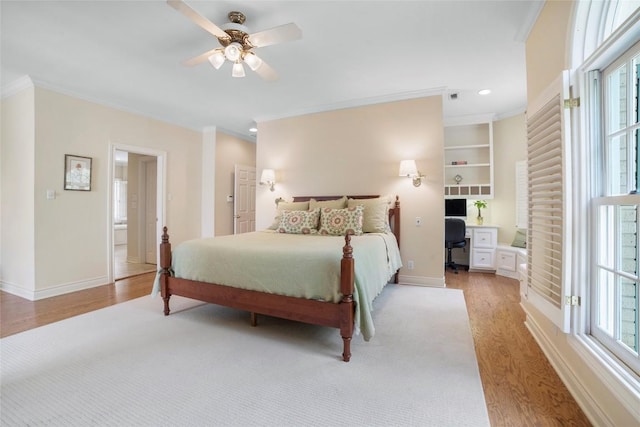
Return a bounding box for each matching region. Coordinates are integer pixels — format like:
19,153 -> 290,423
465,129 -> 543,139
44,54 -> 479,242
399,160 -> 418,177
260,169 -> 275,184
232,61 -> 245,78
243,52 -> 263,71
208,51 -> 225,69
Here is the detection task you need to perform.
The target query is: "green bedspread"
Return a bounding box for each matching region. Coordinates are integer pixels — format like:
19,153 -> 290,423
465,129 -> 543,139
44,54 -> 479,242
152,230 -> 402,341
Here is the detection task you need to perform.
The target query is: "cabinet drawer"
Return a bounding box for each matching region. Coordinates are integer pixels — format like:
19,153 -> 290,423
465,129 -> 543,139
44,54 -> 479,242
471,249 -> 495,269
497,250 -> 517,272
472,228 -> 497,248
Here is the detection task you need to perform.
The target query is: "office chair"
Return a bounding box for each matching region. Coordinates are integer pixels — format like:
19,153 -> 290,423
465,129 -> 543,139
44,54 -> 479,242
445,218 -> 467,273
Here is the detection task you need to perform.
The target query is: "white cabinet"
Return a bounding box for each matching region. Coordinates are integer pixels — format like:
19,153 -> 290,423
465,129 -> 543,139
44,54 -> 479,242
497,250 -> 517,272
444,121 -> 494,198
496,245 -> 527,280
468,226 -> 497,271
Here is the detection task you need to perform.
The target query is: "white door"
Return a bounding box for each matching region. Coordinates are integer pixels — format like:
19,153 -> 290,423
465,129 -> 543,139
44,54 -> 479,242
234,165 -> 256,234
144,159 -> 157,263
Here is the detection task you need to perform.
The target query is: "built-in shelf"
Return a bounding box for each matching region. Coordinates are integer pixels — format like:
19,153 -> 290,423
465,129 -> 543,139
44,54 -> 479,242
444,122 -> 494,199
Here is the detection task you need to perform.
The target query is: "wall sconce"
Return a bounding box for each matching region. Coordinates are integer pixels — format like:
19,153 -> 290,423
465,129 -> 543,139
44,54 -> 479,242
260,169 -> 276,191
399,160 -> 425,187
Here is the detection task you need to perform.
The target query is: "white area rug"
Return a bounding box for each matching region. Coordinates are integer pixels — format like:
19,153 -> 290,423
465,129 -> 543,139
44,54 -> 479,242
1,285 -> 489,426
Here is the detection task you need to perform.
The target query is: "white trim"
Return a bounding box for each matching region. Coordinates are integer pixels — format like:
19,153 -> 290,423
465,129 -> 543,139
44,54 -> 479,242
107,143 -> 166,283
0,75 -> 34,99
400,274 -> 445,287
1,276 -> 109,301
514,0 -> 545,43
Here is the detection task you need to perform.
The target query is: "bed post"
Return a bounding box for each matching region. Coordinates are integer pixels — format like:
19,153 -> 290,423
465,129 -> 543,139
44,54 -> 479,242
340,233 -> 355,362
393,195 -> 400,284
160,226 -> 172,316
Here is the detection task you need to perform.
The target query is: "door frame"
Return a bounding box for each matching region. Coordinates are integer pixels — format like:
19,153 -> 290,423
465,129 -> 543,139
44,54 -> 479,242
107,143 -> 166,283
138,156 -> 158,264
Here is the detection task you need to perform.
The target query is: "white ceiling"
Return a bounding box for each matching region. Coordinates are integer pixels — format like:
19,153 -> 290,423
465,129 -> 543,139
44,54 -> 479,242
0,1 -> 543,141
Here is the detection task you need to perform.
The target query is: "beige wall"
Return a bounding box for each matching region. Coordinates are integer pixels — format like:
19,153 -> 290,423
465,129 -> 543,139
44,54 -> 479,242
2,84 -> 203,299
492,114 -> 527,244
214,132 -> 256,236
256,96 -> 445,285
525,1 -> 638,424
526,0 -> 572,103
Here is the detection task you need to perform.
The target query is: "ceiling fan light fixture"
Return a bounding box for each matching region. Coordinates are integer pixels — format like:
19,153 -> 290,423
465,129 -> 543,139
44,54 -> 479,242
208,51 -> 225,70
243,52 -> 263,71
224,42 -> 243,62
232,61 -> 246,78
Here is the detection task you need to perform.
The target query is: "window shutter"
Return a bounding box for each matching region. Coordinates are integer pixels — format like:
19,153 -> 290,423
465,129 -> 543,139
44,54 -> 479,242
525,70 -> 573,333
516,160 -> 528,229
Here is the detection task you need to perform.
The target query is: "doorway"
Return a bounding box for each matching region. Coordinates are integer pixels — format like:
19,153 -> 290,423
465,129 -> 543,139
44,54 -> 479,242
109,145 -> 166,283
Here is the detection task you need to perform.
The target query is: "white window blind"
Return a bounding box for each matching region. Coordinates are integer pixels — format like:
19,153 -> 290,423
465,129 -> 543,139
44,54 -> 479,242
525,71 -> 572,333
516,160 -> 528,229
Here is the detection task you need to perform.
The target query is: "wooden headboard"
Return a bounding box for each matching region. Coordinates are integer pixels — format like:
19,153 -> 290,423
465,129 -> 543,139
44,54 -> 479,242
292,195 -> 401,249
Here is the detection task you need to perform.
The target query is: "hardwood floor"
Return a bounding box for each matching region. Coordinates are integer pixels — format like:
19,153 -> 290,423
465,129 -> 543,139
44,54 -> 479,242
114,244 -> 156,280
0,273 -> 154,338
0,270 -> 591,426
446,270 -> 591,426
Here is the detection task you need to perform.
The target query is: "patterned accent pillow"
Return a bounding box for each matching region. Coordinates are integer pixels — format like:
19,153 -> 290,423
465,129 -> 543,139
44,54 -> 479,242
318,206 -> 364,236
268,201 -> 310,230
277,209 -> 320,234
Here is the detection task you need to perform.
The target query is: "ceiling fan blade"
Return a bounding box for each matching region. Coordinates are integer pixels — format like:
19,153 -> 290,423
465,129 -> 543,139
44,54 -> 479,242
183,48 -> 222,67
167,0 -> 229,40
252,58 -> 279,81
248,23 -> 302,48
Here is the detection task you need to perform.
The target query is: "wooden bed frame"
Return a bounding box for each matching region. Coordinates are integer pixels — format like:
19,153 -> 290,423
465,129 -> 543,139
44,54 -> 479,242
159,195 -> 400,362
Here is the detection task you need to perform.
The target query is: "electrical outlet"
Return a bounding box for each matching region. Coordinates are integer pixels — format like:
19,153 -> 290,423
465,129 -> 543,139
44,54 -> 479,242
415,217 -> 422,226
407,260 -> 414,270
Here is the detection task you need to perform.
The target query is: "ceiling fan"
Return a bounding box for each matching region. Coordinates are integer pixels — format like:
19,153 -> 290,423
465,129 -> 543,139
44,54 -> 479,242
168,0 -> 302,81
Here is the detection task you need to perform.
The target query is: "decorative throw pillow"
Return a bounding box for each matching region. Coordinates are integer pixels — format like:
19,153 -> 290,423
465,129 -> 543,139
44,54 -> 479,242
309,196 -> 347,210
347,197 -> 389,233
318,206 -> 364,236
277,209 -> 320,234
511,228 -> 527,248
268,201 -> 310,230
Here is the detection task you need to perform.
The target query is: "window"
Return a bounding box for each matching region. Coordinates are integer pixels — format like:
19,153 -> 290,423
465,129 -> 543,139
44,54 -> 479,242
591,42 -> 640,375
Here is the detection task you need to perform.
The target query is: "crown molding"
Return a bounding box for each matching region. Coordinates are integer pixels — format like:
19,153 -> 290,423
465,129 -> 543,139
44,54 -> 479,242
1,75 -> 34,99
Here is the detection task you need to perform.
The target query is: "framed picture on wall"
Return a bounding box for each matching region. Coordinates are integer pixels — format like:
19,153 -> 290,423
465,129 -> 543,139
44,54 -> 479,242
64,154 -> 92,191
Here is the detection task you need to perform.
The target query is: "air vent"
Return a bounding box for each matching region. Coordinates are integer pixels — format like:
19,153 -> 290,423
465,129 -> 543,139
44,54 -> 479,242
449,92 -> 459,100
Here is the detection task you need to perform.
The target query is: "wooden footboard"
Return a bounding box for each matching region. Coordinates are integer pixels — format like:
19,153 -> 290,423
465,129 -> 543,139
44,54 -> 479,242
159,227 -> 356,361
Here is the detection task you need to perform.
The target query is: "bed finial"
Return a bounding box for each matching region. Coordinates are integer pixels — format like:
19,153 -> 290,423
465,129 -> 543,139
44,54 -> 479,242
162,226 -> 169,244
343,233 -> 353,259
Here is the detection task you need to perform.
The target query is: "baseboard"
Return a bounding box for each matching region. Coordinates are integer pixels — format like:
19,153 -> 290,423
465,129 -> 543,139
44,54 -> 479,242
1,276 -> 109,301
398,274 -> 445,287
0,280 -> 34,300
523,307 -> 616,426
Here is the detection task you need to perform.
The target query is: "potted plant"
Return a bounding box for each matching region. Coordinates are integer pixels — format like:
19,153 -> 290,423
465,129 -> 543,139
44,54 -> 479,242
474,200 -> 487,225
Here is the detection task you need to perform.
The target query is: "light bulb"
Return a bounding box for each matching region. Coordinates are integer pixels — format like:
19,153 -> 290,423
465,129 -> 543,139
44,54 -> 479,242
224,43 -> 242,62
232,61 -> 245,78
208,51 -> 225,70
